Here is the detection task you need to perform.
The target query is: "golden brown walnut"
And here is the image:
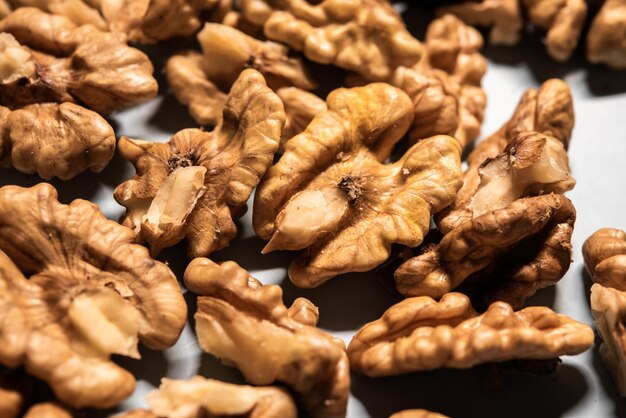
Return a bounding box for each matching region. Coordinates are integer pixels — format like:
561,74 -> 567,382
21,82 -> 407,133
253,83 -> 463,288
523,0 -> 587,61
23,403 -> 73,418
0,8 -> 157,114
395,194 -> 576,309
115,69 -> 284,258
438,78 -> 575,234
584,228 -> 626,289
167,22 -> 314,126
347,292 -> 593,376
583,228 -> 626,395
120,376 -> 298,418
438,0 -> 523,46
0,102 -> 115,179
0,183 -> 187,408
2,0 -> 107,29
276,87 -> 327,151
256,0 -> 423,81
395,80 -> 576,308
184,258 -> 350,418
390,410 -> 449,418
587,0 -> 626,69
389,15 -> 487,149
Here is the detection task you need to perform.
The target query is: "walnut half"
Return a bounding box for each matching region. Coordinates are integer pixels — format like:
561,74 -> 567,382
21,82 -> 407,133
0,183 -> 186,408
584,228 -> 626,395
0,102 -> 115,180
184,258 -> 350,418
115,68 -> 284,258
254,83 -> 463,288
347,292 -> 593,377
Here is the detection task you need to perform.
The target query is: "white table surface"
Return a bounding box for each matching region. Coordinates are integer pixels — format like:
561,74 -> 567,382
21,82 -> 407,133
2,4 -> 625,417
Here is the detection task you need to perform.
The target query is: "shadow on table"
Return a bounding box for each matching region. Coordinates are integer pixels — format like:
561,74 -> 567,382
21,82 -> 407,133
352,363 -> 589,418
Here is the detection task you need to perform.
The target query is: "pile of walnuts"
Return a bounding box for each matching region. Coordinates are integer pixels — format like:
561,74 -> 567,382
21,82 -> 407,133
0,1 -> 623,417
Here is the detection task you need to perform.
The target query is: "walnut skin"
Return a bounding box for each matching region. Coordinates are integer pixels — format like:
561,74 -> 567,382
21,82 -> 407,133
385,15 -> 486,150
276,87 -> 327,152
255,0 -> 423,81
395,194 -> 576,309
253,83 -> 463,288
390,410 -> 449,418
0,102 -> 115,179
587,0 -> 626,70
115,69 -> 284,258
0,183 -> 187,408
23,403 -> 73,418
438,78 -> 574,234
347,292 -> 593,377
583,228 -> 626,395
1,0 -> 107,29
523,0 -> 588,62
584,228 -> 626,289
120,376 -> 298,418
438,0 -> 523,46
395,80 -> 576,309
184,258 -> 350,418
0,8 -> 157,114
167,22 -> 314,126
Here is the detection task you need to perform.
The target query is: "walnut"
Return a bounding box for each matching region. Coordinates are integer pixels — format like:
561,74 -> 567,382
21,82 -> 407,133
0,8 -> 157,114
23,403 -> 73,418
0,102 -> 115,180
390,410 -> 449,418
438,78 -> 574,234
1,0 -> 107,29
388,15 -> 487,149
276,87 -> 326,152
583,228 -> 626,395
0,376 -> 22,418
115,69 -> 284,257
584,228 -> 626,289
395,194 -> 576,309
184,258 -> 350,418
438,0 -> 524,46
347,292 -> 593,376
253,0 -> 423,81
167,22 -> 314,126
587,0 -> 626,70
253,83 -> 463,288
395,81 -> 577,309
523,0 -> 588,61
120,376 -> 298,418
0,183 -> 187,408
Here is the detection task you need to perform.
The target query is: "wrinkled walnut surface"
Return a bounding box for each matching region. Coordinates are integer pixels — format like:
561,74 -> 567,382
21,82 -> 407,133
23,403 -> 73,418
184,258 -> 349,418
0,8 -> 157,114
523,0 -> 587,62
0,183 -> 186,408
167,22 -> 314,126
255,0 -> 423,81
115,69 -> 284,258
347,292 -> 593,376
119,376 -> 297,418
584,228 -> 626,395
254,83 -> 463,288
276,87 -> 327,151
0,102 -> 115,180
584,228 -> 626,289
587,0 -> 626,70
396,194 -> 576,309
438,0 -> 523,46
438,78 -> 574,234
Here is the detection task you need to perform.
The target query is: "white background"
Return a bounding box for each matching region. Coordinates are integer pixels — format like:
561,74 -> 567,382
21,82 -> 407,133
2,4 -> 626,417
